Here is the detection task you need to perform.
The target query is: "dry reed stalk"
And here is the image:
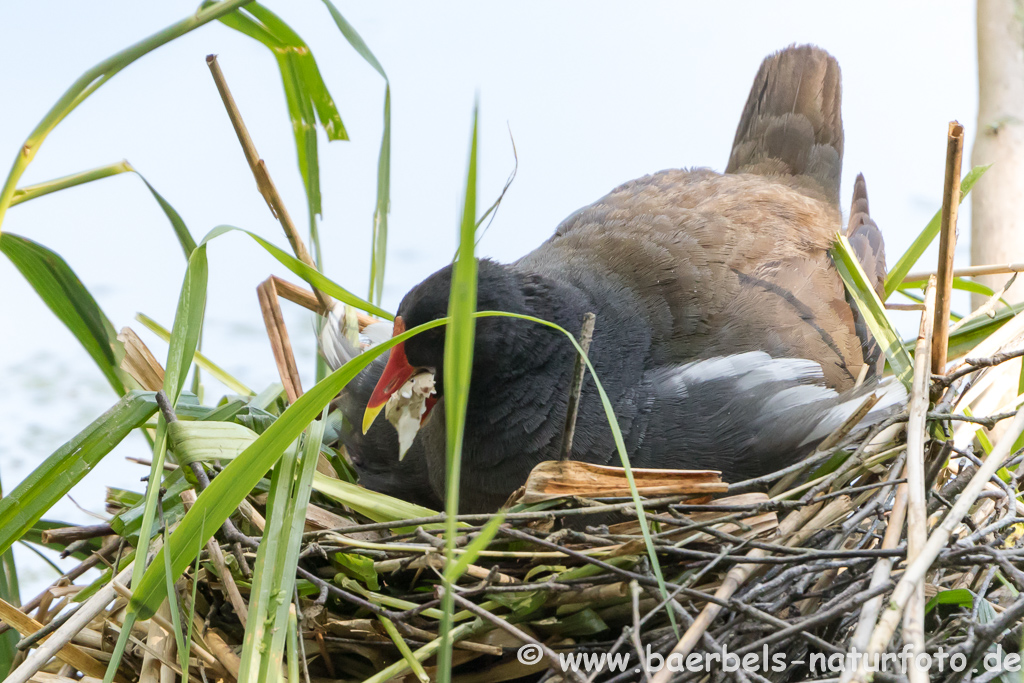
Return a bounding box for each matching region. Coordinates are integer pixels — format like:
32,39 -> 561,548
0,599 -> 116,682
272,276 -> 382,330
932,122 -> 965,375
905,262 -> 1024,282
905,276 -> 937,683
117,327 -> 165,391
205,55 -> 331,312
852,407 -> 1024,683
204,630 -> 242,680
40,525 -> 114,547
256,276 -> 304,403
513,460 -> 725,504
559,312 -> 596,460
6,561 -> 135,683
138,604 -> 174,683
105,580 -> 225,676
236,498 -> 266,532
181,489 -> 248,627
839,481 -> 909,683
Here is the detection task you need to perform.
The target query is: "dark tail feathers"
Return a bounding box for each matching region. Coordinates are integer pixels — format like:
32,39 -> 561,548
844,173 -> 888,378
726,45 -> 844,204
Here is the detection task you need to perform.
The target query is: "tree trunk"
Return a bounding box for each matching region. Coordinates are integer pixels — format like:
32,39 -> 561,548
972,0 -> 1024,308
971,0 -> 1024,444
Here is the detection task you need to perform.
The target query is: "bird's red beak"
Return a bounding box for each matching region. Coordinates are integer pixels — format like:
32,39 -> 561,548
362,317 -> 416,433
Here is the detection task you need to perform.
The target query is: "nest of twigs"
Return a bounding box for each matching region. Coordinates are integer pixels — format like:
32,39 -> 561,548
6,311 -> 1024,683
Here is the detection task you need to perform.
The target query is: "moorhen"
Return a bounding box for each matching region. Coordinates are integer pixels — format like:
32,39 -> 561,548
333,45 -> 900,513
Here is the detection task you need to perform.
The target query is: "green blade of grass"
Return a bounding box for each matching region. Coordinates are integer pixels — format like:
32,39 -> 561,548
378,614 -> 430,683
136,313 -> 253,396
883,165 -> 990,299
237,440 -> 297,681
200,225 -> 394,319
9,161 -> 132,206
368,86 -> 391,306
286,608 -> 301,683
944,302 -> 1024,359
312,474 -> 441,525
9,159 -> 197,259
320,0 -> 391,305
239,414 -> 326,682
223,2 -> 347,145
245,3 -> 346,140
0,474 -> 18,680
900,275 -> 999,301
0,0 -> 254,231
1,232 -> 134,395
162,248 -> 208,406
832,234 -> 914,387
123,324 -> 436,620
319,0 -> 387,79
128,244 -> 208,598
106,245 -> 209,683
0,392 -> 158,555
437,104 -> 480,683
132,169 -> 197,258
160,512 -> 189,678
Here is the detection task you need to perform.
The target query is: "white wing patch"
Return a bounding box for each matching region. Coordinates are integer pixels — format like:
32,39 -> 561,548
674,352 -> 824,390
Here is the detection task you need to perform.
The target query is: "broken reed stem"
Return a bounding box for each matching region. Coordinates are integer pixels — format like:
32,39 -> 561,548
257,277 -> 304,402
39,523 -> 114,546
839,482 -> 909,683
854,407 -> 1024,683
905,262 -> 1024,282
5,562 -> 135,683
904,276 -> 936,683
560,312 -> 597,460
931,121 -> 964,375
205,54 -> 331,312
272,276 -> 380,329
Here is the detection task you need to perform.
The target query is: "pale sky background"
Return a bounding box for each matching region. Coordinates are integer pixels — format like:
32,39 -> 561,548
0,2 -> 977,594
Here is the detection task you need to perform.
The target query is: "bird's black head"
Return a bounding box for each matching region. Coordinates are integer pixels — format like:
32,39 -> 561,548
361,258 -> 539,432
396,258 -> 529,388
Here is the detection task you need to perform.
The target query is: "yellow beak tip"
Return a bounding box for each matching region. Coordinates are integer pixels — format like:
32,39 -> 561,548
362,404 -> 384,434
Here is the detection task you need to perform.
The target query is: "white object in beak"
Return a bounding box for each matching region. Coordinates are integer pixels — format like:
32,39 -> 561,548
385,371 -> 435,459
